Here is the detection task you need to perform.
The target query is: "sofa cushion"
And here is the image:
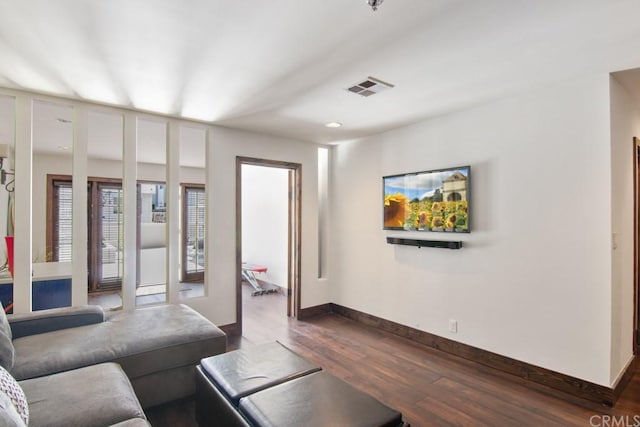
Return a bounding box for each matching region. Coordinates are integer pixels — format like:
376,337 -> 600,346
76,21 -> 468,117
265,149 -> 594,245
0,330 -> 14,371
19,362 -> 147,427
0,389 -> 25,427
0,366 -> 27,425
0,302 -> 11,339
11,304 -> 226,381
8,305 -> 105,339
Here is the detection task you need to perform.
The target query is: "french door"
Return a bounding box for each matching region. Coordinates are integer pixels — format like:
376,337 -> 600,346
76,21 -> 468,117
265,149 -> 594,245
48,176 -> 124,292
48,175 -> 206,293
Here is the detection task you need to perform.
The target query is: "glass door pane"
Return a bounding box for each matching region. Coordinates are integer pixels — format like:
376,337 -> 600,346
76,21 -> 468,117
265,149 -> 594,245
183,186 -> 205,280
97,184 -> 123,287
52,180 -> 72,262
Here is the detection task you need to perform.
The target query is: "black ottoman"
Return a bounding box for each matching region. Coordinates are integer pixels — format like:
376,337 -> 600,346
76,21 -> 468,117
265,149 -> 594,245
239,371 -> 404,427
196,341 -> 321,426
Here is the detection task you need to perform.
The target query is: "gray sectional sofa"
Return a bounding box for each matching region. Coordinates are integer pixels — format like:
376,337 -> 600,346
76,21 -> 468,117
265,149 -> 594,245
0,302 -> 227,427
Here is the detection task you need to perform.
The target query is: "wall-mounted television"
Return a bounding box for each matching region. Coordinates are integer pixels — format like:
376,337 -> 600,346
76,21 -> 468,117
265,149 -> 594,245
383,165 -> 470,232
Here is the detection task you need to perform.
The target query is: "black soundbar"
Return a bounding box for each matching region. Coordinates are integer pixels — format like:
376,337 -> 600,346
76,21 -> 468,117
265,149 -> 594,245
386,237 -> 463,249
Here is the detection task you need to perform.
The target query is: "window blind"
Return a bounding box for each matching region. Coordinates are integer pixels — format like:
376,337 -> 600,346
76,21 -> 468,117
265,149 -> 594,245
52,180 -> 73,262
185,187 -> 205,275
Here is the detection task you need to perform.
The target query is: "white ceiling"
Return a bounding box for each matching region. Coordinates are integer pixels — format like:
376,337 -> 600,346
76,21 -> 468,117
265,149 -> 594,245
1,0 -> 640,148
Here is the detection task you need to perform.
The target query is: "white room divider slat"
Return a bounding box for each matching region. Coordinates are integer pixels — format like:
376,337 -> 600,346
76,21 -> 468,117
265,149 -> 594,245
122,112 -> 137,310
72,105 -> 88,306
204,128 -> 213,299
167,120 -> 180,303
13,95 -> 33,313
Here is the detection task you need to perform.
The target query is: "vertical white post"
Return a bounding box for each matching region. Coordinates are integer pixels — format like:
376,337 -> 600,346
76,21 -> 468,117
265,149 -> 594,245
122,113 -> 137,310
72,105 -> 88,306
13,95 -> 32,313
204,127 -> 214,298
166,121 -> 180,303
317,147 -> 329,279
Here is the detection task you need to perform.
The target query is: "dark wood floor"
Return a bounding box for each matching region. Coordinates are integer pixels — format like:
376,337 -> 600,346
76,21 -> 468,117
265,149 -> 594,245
148,284 -> 640,426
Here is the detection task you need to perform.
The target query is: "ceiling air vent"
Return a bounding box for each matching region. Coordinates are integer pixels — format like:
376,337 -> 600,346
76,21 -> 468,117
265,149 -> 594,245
347,77 -> 394,97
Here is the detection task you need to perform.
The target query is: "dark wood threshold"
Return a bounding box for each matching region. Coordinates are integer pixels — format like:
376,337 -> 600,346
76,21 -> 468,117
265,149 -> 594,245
299,302 -> 635,407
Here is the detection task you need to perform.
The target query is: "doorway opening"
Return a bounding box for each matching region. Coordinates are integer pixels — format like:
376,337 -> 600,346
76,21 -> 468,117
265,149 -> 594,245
236,157 -> 301,336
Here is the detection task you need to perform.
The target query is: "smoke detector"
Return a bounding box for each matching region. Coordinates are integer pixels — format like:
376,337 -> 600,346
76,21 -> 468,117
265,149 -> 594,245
347,77 -> 394,97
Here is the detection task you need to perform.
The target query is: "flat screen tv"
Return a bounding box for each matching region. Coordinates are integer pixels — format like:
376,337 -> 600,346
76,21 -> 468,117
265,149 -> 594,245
383,165 -> 470,232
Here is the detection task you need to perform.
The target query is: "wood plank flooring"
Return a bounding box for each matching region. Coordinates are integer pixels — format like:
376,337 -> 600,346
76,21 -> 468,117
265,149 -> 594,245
148,284 -> 640,426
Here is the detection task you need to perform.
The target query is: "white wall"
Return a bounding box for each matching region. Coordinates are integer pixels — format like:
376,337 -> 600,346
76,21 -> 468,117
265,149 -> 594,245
331,73 -> 614,386
181,126 -> 330,326
241,164 -> 289,289
609,76 -> 640,385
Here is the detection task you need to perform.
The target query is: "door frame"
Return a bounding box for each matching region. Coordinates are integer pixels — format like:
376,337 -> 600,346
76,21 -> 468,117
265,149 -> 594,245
236,157 -> 302,334
633,137 -> 640,355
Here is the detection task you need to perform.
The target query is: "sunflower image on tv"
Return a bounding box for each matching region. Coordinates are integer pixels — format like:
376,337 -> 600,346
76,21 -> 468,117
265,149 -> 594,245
383,167 -> 470,233
383,194 -> 408,228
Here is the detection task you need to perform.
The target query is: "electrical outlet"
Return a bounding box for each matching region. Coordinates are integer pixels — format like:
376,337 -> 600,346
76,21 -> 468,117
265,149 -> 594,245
449,319 -> 458,333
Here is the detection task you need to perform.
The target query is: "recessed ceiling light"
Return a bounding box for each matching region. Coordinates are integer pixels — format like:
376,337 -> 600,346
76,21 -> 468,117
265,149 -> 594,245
56,118 -> 72,124
325,122 -> 342,128
57,145 -> 70,151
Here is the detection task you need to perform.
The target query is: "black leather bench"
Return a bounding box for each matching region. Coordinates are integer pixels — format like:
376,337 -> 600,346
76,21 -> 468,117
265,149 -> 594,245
195,341 -> 408,427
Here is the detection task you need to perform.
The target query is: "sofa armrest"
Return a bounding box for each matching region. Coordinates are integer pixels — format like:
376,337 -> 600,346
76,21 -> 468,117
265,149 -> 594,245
8,305 -> 105,339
